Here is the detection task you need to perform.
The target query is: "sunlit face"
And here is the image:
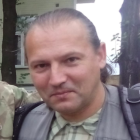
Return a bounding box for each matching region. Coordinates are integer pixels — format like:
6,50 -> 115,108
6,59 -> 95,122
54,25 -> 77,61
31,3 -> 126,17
25,20 -> 106,115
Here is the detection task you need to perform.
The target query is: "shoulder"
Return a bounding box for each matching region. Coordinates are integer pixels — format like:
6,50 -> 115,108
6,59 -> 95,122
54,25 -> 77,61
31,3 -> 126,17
0,81 -> 41,108
0,81 -> 26,102
0,81 -> 20,100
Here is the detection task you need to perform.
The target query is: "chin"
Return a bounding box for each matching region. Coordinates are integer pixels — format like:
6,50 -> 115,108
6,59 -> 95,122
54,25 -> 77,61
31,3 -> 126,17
53,104 -> 79,115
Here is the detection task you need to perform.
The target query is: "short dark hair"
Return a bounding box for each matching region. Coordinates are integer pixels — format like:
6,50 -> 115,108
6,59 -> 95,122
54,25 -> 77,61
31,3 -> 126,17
25,8 -> 112,83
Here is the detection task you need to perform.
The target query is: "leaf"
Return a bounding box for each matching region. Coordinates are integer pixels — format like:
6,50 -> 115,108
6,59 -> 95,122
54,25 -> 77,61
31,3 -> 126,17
111,38 -> 115,41
16,2 -> 24,5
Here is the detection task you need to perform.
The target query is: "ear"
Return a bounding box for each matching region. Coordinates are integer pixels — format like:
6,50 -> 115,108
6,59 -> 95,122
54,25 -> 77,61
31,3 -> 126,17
97,42 -> 106,69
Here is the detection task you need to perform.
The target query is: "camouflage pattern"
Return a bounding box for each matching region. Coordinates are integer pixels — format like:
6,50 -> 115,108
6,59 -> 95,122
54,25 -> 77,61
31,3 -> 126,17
0,81 -> 41,140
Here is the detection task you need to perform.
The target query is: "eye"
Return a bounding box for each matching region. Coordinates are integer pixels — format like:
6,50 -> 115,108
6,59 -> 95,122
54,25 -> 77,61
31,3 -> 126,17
35,64 -> 46,68
34,63 -> 49,72
66,57 -> 79,64
38,64 -> 46,68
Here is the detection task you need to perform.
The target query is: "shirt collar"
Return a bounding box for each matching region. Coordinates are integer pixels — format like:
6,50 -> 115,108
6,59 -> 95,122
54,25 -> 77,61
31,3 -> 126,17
55,109 -> 101,136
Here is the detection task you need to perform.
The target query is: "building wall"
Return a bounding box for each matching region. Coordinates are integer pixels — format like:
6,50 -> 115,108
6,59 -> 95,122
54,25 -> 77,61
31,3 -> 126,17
77,0 -> 95,3
16,69 -> 32,84
16,0 -> 75,16
0,0 -> 75,84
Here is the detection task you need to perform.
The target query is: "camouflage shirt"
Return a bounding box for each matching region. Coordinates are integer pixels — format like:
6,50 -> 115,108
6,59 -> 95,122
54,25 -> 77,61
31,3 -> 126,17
0,81 -> 41,140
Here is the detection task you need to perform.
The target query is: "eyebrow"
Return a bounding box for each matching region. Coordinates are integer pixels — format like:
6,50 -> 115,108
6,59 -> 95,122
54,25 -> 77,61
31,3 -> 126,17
29,51 -> 84,66
60,51 -> 84,59
30,60 -> 47,67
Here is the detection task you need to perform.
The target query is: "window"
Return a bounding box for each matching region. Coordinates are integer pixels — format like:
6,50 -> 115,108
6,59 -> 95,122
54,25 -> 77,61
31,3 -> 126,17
15,15 -> 36,68
15,32 -> 27,68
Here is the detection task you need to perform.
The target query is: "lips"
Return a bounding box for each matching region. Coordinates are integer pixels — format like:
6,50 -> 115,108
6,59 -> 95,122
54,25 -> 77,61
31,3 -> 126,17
51,90 -> 73,97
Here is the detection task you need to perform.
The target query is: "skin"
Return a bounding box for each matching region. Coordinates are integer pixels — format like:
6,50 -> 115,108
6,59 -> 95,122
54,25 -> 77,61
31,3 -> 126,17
25,20 -> 106,122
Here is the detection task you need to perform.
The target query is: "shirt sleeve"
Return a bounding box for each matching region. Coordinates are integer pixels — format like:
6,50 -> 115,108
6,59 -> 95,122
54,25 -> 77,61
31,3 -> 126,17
0,81 -> 41,139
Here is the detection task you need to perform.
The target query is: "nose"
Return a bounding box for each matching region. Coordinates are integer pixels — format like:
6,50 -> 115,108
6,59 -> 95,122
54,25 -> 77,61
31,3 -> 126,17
49,65 -> 67,87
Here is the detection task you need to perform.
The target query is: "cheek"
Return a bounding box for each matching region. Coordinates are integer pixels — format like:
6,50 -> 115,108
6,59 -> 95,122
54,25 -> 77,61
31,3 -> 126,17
30,72 -> 49,89
69,63 -> 100,80
66,66 -> 93,89
68,67 -> 88,80
68,64 -> 100,90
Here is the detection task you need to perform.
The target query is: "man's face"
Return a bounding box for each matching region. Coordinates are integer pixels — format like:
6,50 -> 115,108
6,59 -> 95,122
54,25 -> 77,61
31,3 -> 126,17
25,21 -> 106,115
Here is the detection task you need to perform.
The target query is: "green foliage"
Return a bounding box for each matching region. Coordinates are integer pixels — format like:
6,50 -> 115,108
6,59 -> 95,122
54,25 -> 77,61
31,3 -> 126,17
16,15 -> 37,32
17,73 -> 30,84
16,0 -> 24,5
15,0 -> 37,32
111,33 -> 120,41
109,33 -> 121,63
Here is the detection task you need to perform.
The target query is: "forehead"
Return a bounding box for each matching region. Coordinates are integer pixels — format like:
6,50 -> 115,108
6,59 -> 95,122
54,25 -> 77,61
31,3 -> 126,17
26,20 -> 89,45
25,20 -> 94,62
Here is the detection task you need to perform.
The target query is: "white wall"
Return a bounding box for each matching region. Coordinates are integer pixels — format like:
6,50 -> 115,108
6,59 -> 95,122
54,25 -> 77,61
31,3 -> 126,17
16,0 -> 75,15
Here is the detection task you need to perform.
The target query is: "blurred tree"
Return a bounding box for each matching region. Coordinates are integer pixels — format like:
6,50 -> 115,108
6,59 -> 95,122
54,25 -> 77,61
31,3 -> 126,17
119,0 -> 140,87
1,0 -> 24,85
1,0 -> 17,84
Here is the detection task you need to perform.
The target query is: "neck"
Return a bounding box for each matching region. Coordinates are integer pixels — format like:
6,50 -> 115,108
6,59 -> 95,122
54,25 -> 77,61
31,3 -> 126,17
61,82 -> 105,122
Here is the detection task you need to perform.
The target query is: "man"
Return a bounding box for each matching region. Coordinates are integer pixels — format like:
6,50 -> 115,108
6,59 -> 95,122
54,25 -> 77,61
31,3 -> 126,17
0,81 -> 41,139
16,8 -> 131,140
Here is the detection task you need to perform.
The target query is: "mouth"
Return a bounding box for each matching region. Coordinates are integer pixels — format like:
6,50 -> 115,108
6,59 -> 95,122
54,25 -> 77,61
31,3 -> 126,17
51,90 -> 73,99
